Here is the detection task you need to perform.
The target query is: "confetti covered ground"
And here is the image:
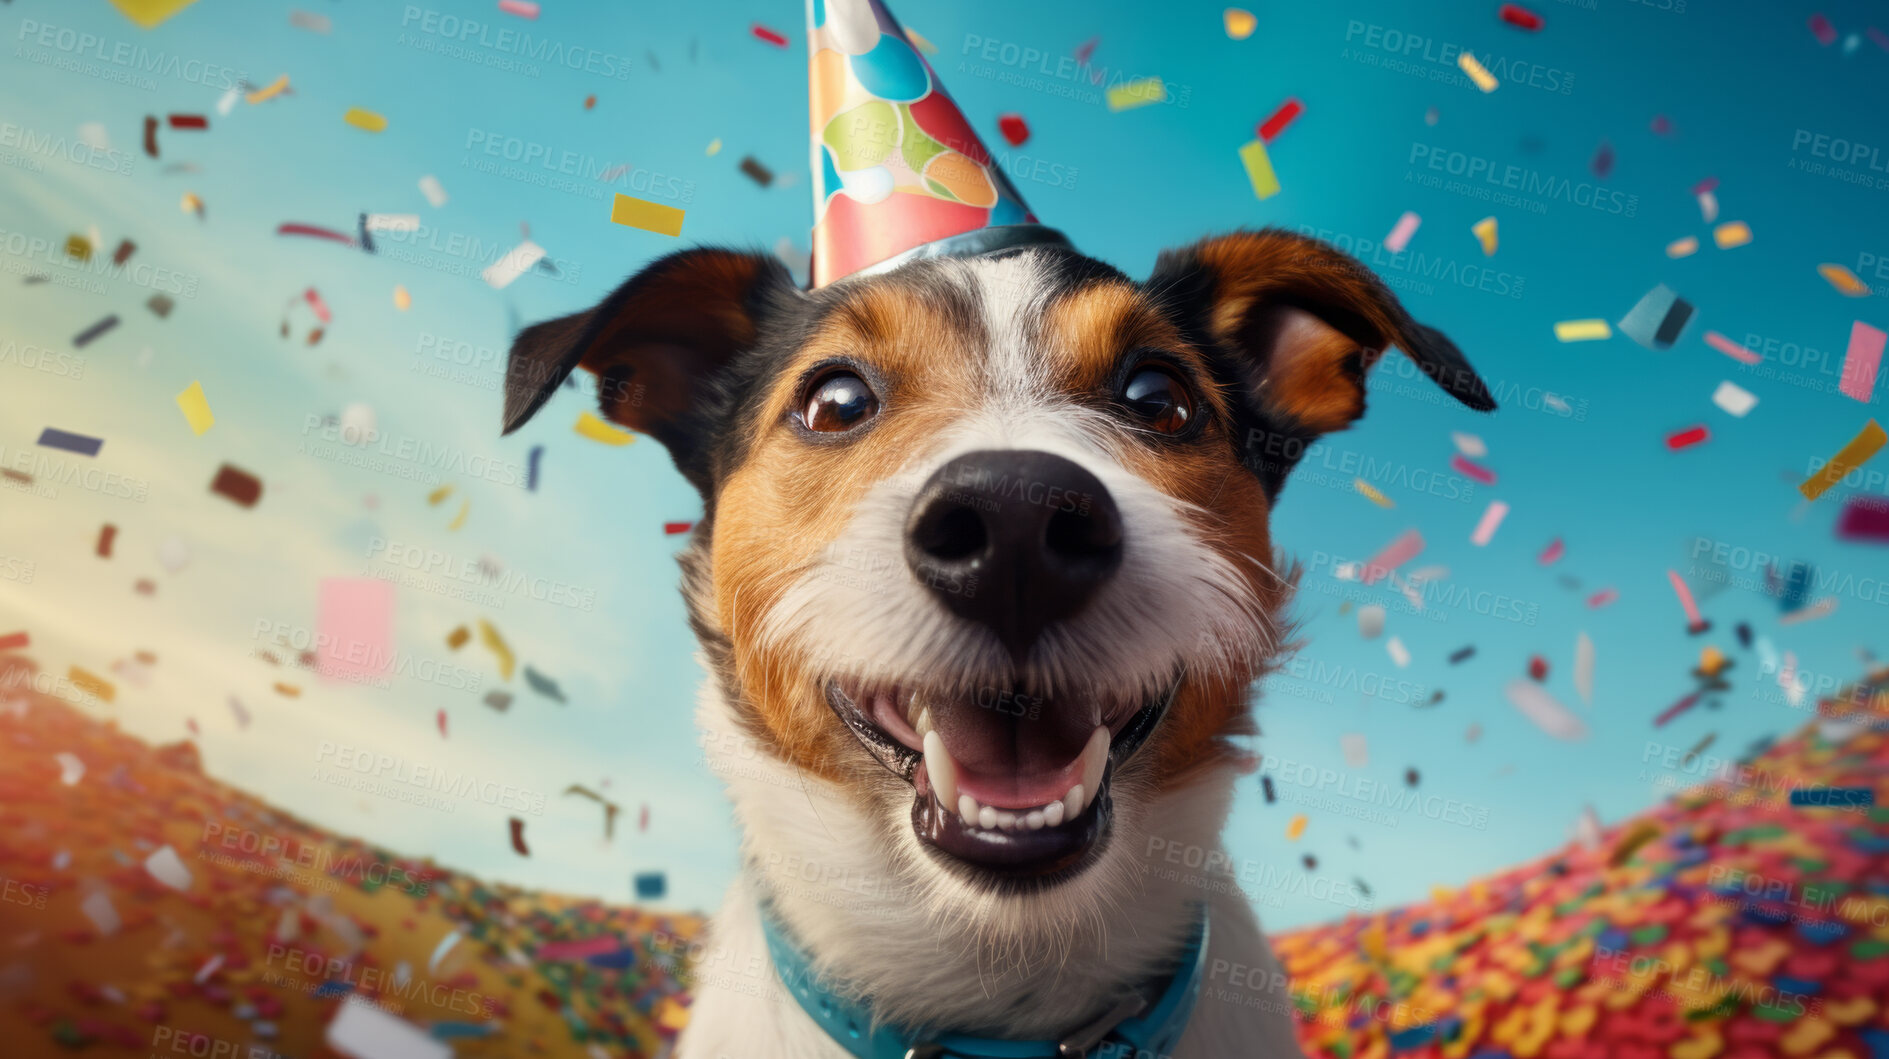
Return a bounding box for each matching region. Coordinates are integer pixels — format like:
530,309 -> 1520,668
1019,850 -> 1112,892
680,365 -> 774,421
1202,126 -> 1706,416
0,654 -> 700,1058
1270,665 -> 1889,1059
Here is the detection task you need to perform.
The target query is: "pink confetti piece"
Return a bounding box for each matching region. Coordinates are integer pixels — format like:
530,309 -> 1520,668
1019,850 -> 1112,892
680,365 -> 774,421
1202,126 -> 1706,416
1703,330 -> 1762,365
1840,320 -> 1886,403
1870,26 -> 1889,52
1451,454 -> 1497,484
1666,569 -> 1705,630
1360,528 -> 1425,585
1587,587 -> 1618,609
1384,211 -> 1421,253
497,0 -> 540,17
317,578 -> 394,683
1470,501 -> 1508,546
1809,13 -> 1838,45
304,287 -> 332,324
1538,538 -> 1565,565
1690,176 -> 1718,195
1653,689 -> 1704,728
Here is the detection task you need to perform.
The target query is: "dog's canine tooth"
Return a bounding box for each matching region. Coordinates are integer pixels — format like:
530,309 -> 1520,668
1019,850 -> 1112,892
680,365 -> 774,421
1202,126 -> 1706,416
1043,799 -> 1065,827
958,793 -> 979,826
923,731 -> 957,810
1062,784 -> 1085,822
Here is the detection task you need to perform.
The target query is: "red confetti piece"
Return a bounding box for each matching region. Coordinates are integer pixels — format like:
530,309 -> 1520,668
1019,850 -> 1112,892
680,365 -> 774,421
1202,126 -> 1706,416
662,521 -> 694,535
509,817 -> 530,856
1653,689 -> 1704,727
997,113 -> 1030,147
209,464 -> 263,508
1528,655 -> 1550,682
1537,538 -> 1564,565
0,631 -> 28,652
1257,98 -> 1303,142
1587,587 -> 1618,609
97,524 -> 117,558
167,114 -> 208,129
1836,497 -> 1889,542
1451,454 -> 1497,485
143,115 -> 158,158
1808,13 -> 1837,45
1666,425 -> 1710,451
639,804 -> 649,831
1074,36 -> 1099,64
304,287 -> 332,324
1590,141 -> 1614,179
1498,4 -> 1543,31
276,223 -> 355,246
751,23 -> 788,47
1649,115 -> 1673,136
437,709 -> 448,737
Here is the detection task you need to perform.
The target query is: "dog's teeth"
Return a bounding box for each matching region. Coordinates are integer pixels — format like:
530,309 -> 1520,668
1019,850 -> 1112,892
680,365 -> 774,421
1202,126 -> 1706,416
958,794 -> 979,826
1063,784 -> 1085,821
923,731 -> 957,810
915,707 -> 933,738
995,810 -> 1017,830
1043,800 -> 1065,827
977,805 -> 998,829
1025,810 -> 1045,830
1078,726 -> 1109,802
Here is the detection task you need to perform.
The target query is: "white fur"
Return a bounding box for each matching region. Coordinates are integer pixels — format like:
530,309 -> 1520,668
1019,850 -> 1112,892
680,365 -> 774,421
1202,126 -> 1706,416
677,253 -> 1305,1057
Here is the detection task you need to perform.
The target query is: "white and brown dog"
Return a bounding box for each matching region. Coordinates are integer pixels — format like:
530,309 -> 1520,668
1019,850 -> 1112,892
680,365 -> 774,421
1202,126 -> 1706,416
501,229 -> 1493,1057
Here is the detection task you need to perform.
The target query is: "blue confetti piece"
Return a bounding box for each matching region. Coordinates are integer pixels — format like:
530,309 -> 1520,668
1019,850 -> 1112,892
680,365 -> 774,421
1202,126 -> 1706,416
430,1021 -> 497,1040
1772,974 -> 1822,995
1596,927 -> 1631,951
1388,1024 -> 1443,1051
1617,284 -> 1693,351
313,980 -> 353,998
1789,786 -> 1874,807
634,871 -> 666,899
1797,918 -> 1849,945
72,314 -> 120,348
36,427 -> 103,457
527,445 -> 543,491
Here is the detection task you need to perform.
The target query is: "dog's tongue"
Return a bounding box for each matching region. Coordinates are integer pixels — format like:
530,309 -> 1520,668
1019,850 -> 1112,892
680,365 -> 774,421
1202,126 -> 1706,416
927,695 -> 1093,807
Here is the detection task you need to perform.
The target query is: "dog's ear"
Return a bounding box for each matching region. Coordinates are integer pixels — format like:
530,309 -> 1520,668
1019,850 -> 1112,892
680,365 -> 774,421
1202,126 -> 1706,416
503,248 -> 795,481
1146,229 -> 1494,495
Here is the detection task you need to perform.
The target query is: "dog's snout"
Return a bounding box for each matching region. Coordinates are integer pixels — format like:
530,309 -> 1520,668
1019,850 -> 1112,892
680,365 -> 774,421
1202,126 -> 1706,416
905,450 -> 1123,661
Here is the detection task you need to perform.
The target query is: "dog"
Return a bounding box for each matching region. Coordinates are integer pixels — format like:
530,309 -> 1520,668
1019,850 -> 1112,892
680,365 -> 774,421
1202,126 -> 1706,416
500,227 -> 1495,1057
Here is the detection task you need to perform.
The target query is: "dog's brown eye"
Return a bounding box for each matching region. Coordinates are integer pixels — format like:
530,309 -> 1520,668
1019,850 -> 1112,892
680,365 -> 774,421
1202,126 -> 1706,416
803,371 -> 878,433
1121,366 -> 1194,434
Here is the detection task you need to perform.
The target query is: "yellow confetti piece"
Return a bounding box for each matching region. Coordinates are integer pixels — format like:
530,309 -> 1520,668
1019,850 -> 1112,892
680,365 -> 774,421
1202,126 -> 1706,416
1799,419 -> 1886,501
903,27 -> 938,55
1666,236 -> 1698,258
65,235 -> 93,261
1285,813 -> 1308,840
1354,479 -> 1395,508
1471,215 -> 1498,256
1554,319 -> 1612,342
273,682 -> 300,697
1712,220 -> 1752,249
448,497 -> 470,531
343,107 -> 388,133
1237,139 -> 1280,200
68,666 -> 116,704
174,381 -> 214,436
107,0 -> 200,28
575,409 -> 637,445
393,285 -> 411,311
705,138 -> 722,156
245,74 -> 290,104
1224,7 -> 1257,40
610,193 -> 686,237
1458,52 -> 1498,92
446,625 -> 470,650
478,619 -> 516,681
1107,76 -> 1167,112
1819,263 -> 1872,297
180,192 -> 203,215
427,484 -> 456,506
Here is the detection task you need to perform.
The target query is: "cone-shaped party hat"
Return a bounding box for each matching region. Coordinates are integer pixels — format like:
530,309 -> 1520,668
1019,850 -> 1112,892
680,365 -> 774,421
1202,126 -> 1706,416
806,0 -> 1069,287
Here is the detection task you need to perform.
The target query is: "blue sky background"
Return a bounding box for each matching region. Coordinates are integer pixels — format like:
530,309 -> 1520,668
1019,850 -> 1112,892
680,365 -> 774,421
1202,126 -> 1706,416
1,0 -> 1886,929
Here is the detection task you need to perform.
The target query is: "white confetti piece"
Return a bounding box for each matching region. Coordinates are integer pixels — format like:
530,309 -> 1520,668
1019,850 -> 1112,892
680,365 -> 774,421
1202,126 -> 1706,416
418,174 -> 448,208
1574,631 -> 1595,706
1357,604 -> 1385,639
143,845 -> 193,891
157,535 -> 191,573
1503,678 -> 1588,740
81,891 -> 120,935
1387,635 -> 1411,668
482,239 -> 545,290
1449,431 -> 1487,459
54,752 -> 84,786
1711,380 -> 1758,417
363,213 -> 420,233
325,996 -> 451,1059
1341,733 -> 1369,767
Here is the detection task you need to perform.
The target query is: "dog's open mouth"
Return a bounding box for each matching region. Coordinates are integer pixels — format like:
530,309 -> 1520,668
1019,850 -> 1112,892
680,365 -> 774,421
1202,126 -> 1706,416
825,677 -> 1177,878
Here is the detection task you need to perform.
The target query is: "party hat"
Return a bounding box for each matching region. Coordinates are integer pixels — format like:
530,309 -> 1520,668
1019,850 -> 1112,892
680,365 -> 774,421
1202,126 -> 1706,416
806,0 -> 1069,286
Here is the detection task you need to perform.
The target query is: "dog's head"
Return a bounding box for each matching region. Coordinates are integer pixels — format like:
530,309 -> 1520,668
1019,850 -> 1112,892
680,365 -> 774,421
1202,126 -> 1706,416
505,229 -> 1491,898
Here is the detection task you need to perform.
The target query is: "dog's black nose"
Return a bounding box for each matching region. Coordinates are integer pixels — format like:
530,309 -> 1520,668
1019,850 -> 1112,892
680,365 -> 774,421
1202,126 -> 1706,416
905,450 -> 1123,662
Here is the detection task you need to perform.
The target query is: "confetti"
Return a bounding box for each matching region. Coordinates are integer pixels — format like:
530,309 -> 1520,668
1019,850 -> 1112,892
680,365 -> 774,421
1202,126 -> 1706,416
1537,538 -> 1564,565
527,446 -> 544,491
1799,419 -> 1885,500
575,409 -> 636,445
1353,478 -> 1394,508
175,381 -> 215,435
1653,689 -> 1704,728
1451,454 -> 1496,484
1471,215 -> 1497,256
1357,604 -> 1386,639
1448,645 -> 1476,664
1450,431 -> 1487,459
635,872 -> 667,899
1109,77 -> 1168,111
1666,569 -> 1707,633
393,285 -> 411,311
751,23 -> 789,48
246,74 -> 291,103
38,427 -> 104,457
1341,733 -> 1369,768
1819,263 -> 1871,296
1666,236 -> 1698,258
448,498 -> 470,531
1503,679 -> 1587,740
54,752 -> 84,786
509,817 -> 530,856
1618,284 -> 1693,351
524,666 -> 566,703
1224,7 -> 1258,40
1457,52 -> 1498,92
663,521 -> 695,534
609,193 -> 686,236
1384,211 -> 1421,253
1703,330 -> 1762,364
1665,425 -> 1710,450
427,931 -> 462,975
1236,139 -> 1280,200
738,156 -> 774,186
276,222 -> 356,246
1258,98 -> 1303,142
1591,141 -> 1614,179
289,9 -> 331,32
1840,321 -> 1885,403
1808,13 -> 1837,45
477,619 -> 515,681
1360,528 -> 1424,584
484,690 -> 514,712
143,845 -> 192,890
318,579 -> 394,683
228,696 -> 250,729
418,175 -> 448,207
705,138 -> 722,156
1470,501 -> 1508,546
1387,635 -> 1411,668
1696,189 -> 1718,223
1779,596 -> 1838,625
210,463 -> 264,507
1712,221 -> 1752,249
1498,4 -> 1543,30
325,997 -> 451,1059
482,239 -> 546,288
997,114 -> 1030,146
1554,319 -> 1611,342
1708,380 -> 1758,418
1286,814 -> 1308,840
498,0 -> 540,17
1836,496 -> 1889,542
73,315 -> 121,349
80,890 -> 120,935
343,108 -> 388,133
